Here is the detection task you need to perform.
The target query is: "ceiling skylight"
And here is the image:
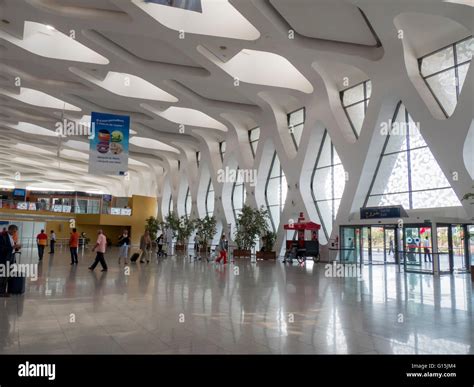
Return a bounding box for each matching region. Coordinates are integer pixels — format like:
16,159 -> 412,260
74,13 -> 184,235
132,0 -> 259,40
130,136 -> 180,153
0,87 -> 81,111
6,122 -> 58,137
70,68 -> 178,102
141,104 -> 227,131
0,21 -> 109,64
199,48 -> 314,93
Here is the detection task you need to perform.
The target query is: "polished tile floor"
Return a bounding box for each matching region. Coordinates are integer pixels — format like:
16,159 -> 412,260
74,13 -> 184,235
0,247 -> 472,354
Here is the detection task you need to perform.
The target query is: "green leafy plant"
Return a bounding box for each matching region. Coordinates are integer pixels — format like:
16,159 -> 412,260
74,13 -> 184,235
145,216 -> 160,240
164,212 -> 180,238
462,193 -> 474,201
166,212 -> 195,245
195,215 -> 217,252
462,185 -> 474,202
263,231 -> 277,252
234,205 -> 270,250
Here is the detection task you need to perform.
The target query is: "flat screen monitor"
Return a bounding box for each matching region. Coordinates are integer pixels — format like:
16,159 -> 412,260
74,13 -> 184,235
13,188 -> 26,199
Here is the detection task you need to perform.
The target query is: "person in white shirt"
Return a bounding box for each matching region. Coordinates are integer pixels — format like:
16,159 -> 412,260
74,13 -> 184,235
422,236 -> 431,263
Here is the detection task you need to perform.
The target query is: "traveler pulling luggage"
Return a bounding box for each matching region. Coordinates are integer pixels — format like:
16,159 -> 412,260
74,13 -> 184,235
130,252 -> 141,263
8,251 -> 26,295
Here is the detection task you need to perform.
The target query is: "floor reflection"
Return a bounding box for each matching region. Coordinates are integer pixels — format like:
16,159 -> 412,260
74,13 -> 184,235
0,247 -> 472,354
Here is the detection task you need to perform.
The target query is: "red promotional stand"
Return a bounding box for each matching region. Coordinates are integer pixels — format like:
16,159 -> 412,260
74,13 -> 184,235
283,212 -> 321,263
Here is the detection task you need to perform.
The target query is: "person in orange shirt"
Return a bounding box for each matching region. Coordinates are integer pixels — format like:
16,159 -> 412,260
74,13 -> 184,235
36,229 -> 48,261
69,228 -> 80,265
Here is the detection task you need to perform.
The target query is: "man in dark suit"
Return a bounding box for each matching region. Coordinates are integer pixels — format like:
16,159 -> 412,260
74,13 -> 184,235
0,225 -> 18,297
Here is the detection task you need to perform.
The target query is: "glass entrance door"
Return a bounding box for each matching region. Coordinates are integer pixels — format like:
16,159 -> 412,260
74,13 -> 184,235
341,225 -> 401,266
361,226 -> 370,264
404,227 -> 421,267
469,225 -> 474,269
403,225 -> 432,273
437,224 -> 470,273
452,225 -> 468,272
437,226 -> 450,272
384,227 -> 396,263
340,226 -> 359,264
370,226 -> 385,264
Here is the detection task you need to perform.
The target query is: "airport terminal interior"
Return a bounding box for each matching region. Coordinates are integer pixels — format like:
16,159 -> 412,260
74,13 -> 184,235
0,0 -> 472,355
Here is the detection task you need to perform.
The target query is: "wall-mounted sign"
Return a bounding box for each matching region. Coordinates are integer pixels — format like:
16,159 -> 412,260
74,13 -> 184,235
121,208 -> 132,216
89,112 -> 130,176
360,205 -> 408,219
111,208 -> 121,215
110,207 -> 132,216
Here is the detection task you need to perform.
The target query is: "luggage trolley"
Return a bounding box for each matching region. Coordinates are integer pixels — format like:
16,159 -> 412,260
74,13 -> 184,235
283,212 -> 321,264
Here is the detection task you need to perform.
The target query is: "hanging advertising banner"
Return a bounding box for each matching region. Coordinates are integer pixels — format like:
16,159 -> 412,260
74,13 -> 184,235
89,112 -> 130,176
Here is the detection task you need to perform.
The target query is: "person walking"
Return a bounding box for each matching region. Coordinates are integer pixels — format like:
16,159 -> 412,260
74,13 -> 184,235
165,226 -> 173,256
49,230 -> 56,254
0,225 -> 19,297
194,235 -> 199,252
118,229 -> 130,265
69,228 -> 80,265
423,236 -> 432,263
36,229 -> 48,261
88,229 -> 108,272
139,230 -> 152,263
215,234 -> 228,265
388,237 -> 394,256
156,233 -> 165,258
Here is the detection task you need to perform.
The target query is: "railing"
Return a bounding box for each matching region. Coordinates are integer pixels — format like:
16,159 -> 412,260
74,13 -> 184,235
0,200 -> 131,216
16,237 -> 89,254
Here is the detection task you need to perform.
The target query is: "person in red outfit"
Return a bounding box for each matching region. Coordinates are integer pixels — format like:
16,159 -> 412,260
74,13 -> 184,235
215,234 -> 228,265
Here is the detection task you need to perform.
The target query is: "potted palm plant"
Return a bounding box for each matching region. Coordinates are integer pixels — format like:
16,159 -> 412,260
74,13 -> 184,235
145,216 -> 160,241
170,214 -> 195,251
256,231 -> 277,260
234,205 -> 270,258
165,212 -> 184,251
195,215 -> 217,256
462,189 -> 474,204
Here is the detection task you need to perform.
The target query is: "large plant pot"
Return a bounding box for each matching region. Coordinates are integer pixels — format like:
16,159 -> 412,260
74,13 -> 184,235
233,249 -> 251,258
175,244 -> 186,251
256,251 -> 276,260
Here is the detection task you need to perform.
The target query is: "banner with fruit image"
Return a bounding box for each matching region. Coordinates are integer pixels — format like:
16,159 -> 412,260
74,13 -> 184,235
88,112 -> 130,176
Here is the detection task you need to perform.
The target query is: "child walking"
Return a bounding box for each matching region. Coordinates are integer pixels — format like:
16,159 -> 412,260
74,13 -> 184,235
215,234 -> 228,265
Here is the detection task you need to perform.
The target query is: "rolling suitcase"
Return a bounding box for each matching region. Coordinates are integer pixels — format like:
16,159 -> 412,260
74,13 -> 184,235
8,252 -> 26,295
130,252 -> 140,262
